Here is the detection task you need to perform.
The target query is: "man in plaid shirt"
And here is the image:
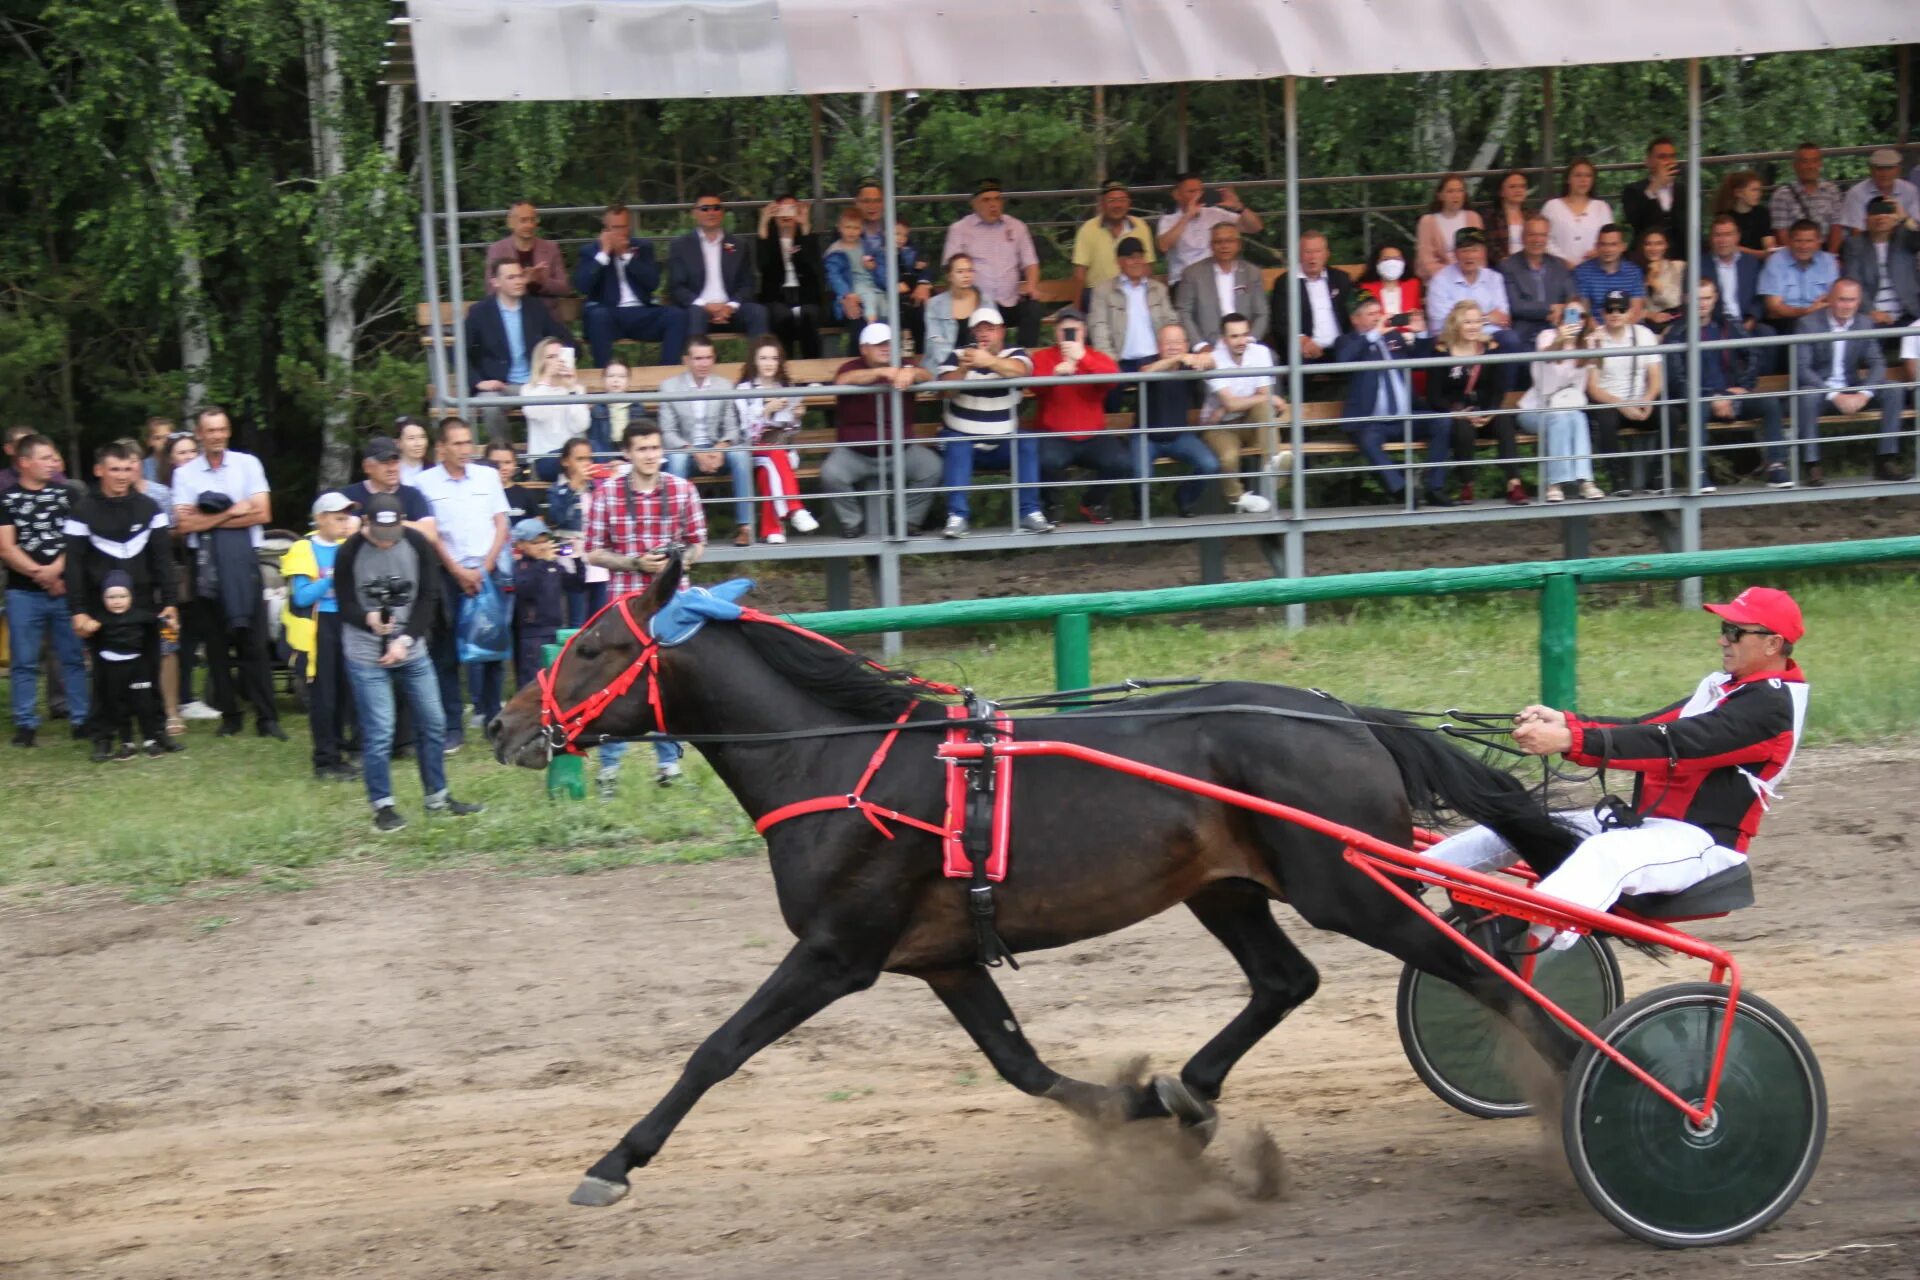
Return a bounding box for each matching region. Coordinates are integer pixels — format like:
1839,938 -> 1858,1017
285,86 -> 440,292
583,418 -> 706,789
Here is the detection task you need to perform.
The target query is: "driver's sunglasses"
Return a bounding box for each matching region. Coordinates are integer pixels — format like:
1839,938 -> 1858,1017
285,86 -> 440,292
1719,622 -> 1774,643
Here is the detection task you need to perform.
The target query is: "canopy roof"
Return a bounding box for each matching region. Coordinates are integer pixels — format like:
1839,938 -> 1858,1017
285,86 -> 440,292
406,0 -> 1920,103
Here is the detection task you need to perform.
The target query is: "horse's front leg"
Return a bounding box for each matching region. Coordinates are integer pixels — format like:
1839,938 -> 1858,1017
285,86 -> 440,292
571,938 -> 882,1207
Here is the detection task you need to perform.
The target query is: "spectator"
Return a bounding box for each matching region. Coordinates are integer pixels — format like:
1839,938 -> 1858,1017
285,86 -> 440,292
824,207 -> 883,344
64,442 -> 179,755
141,415 -> 175,483
1175,223 -> 1268,346
658,337 -> 755,547
1711,170 -> 1774,257
922,253 -> 984,374
154,430 -> 202,733
1030,308 -> 1127,524
942,180 -> 1043,349
1155,172 -> 1263,286
587,360 -> 643,457
0,424 -> 36,492
1770,143 -> 1846,252
395,415 -> 432,484
1277,230 -> 1358,365
1331,297 -> 1450,504
282,492 -> 358,780
1200,312 -> 1289,514
1542,157 -> 1612,269
755,194 -> 826,359
337,492 -> 482,831
1840,197 -> 1920,329
1619,136 -> 1687,245
468,259 -> 578,446
1482,169 -> 1535,265
171,406 -> 282,740
85,570 -> 173,761
1572,224 -> 1646,322
341,436 -> 438,540
934,307 -> 1050,537
824,324 -> 940,537
1837,149 -> 1920,237
582,419 -> 707,790
1791,278 -> 1911,485
1583,290 -> 1664,496
738,336 -> 819,544
1669,279 -> 1791,490
1127,324 -> 1222,518
1415,173 -> 1484,281
573,202 -> 688,368
518,336 -> 590,475
854,181 -> 887,249
1358,245 -> 1423,331
1,432 -> 89,746
415,416 -> 510,754
669,191 -> 770,343
1516,313 -> 1601,503
1704,214 -> 1770,342
1071,181 -> 1157,296
1428,303 -> 1523,506
1426,227 -> 1520,350
510,517 -> 564,690
1089,236 -> 1179,408
489,443 -> 542,532
1499,215 -> 1580,353
1635,226 -> 1686,334
1759,219 -> 1840,324
485,200 -> 568,298
890,218 -> 934,356
545,437 -> 610,627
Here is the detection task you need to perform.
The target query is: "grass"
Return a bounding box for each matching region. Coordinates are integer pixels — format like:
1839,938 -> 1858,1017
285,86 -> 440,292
2,567 -> 1914,901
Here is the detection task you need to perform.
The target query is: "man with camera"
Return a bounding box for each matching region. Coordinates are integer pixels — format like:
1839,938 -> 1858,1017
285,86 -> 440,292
337,492 -> 483,831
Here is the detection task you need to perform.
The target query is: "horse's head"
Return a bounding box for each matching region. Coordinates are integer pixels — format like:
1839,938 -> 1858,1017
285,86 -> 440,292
489,555 -> 689,769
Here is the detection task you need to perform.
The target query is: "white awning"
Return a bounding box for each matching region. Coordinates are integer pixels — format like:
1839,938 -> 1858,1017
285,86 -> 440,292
405,0 -> 1920,103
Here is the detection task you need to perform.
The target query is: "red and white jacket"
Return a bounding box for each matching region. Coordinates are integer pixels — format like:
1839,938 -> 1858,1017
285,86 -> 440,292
1563,662 -> 1808,853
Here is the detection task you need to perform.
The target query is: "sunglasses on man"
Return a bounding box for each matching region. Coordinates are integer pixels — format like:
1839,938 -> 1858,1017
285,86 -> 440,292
1719,622 -> 1775,643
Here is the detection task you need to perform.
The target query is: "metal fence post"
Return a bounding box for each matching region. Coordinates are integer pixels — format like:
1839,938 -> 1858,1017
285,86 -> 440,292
1538,573 -> 1578,708
1054,612 -> 1092,692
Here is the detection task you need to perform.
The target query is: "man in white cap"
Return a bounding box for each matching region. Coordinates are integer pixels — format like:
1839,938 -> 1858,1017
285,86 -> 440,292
1837,148 -> 1920,237
825,322 -> 940,537
933,306 -> 1051,537
1425,587 -> 1809,950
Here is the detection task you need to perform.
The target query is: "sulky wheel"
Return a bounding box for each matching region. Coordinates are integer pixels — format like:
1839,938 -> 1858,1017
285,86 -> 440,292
1397,911 -> 1623,1119
1562,981 -> 1826,1248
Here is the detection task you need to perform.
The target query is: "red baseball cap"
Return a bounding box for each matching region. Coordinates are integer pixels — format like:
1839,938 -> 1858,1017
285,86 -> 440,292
1703,586 -> 1804,642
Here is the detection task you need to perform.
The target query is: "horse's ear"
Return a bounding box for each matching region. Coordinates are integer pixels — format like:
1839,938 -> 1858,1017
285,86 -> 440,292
635,549 -> 684,618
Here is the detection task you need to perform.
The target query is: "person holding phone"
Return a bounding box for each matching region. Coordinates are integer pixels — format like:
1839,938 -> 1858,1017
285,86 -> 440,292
521,337 -> 590,473
1030,308 -> 1128,524
1620,136 -> 1688,246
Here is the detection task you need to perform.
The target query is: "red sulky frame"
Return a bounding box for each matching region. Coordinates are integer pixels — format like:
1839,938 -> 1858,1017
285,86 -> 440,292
937,738 -> 1741,1129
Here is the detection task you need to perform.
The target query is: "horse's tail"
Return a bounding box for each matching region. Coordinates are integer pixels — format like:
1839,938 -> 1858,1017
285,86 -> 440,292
1357,708 -> 1578,876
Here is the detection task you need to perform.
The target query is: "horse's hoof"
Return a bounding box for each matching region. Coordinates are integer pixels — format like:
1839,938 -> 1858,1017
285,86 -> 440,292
568,1175 -> 630,1208
1152,1074 -> 1220,1148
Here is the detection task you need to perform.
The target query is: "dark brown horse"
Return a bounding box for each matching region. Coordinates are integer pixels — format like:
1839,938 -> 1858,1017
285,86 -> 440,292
488,561 -> 1577,1208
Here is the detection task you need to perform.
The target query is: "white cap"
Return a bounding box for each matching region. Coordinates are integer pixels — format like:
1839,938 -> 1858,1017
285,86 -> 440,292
311,491 -> 357,517
969,306 -> 1006,328
858,322 -> 893,347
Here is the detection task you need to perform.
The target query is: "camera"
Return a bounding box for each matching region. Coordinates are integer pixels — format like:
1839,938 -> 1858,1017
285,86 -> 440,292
363,574 -> 414,626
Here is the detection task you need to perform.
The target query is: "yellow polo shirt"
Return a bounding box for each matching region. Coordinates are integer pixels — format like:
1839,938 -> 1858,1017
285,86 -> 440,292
1071,214 -> 1156,288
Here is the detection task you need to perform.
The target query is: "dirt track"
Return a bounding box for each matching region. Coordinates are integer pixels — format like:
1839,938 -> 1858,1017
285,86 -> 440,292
4,745 -> 1918,1279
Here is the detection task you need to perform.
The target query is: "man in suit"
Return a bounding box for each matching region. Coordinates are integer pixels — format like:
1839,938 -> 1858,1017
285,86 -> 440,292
1840,197 -> 1920,330
1793,278 -> 1911,485
1702,214 -> 1774,374
657,337 -> 756,545
1273,229 -> 1357,366
1089,236 -> 1178,410
667,192 -> 769,344
1620,136 -> 1687,244
1175,223 -> 1268,346
1330,292 -> 1454,504
573,203 -> 687,368
465,259 -> 577,446
1666,279 -> 1791,490
1499,215 -> 1580,351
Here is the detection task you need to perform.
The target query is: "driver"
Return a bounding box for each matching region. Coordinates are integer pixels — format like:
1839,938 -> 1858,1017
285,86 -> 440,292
1425,586 -> 1808,950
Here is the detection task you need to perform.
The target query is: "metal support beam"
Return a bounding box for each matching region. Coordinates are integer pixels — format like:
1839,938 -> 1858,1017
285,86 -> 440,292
437,103 -> 470,423
877,546 -> 902,658
1092,86 -> 1108,186
1054,613 -> 1092,692
1540,68 -> 1556,182
1898,45 -> 1911,145
1198,539 -> 1226,584
825,558 -> 852,611
809,96 -> 828,227
1681,58 -> 1705,606
1283,76 -> 1306,522
1561,515 -> 1590,562
1282,527 -> 1306,631
415,98 -> 450,406
1538,573 -> 1578,707
881,91 -> 908,544
1175,84 -> 1189,173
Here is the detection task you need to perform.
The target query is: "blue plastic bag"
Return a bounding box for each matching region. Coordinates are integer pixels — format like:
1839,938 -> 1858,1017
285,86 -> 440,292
456,574 -> 511,664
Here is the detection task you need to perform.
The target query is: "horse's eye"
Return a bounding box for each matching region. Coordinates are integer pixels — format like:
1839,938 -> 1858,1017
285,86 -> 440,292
575,643 -> 601,661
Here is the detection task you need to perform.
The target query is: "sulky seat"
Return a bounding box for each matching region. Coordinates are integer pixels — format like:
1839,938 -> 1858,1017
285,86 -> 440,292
1616,861 -> 1755,920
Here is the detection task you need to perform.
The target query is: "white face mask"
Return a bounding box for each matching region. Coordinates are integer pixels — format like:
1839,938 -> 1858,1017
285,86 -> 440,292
1377,258 -> 1406,282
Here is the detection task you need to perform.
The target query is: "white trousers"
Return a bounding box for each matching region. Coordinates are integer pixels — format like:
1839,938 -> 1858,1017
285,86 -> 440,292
1425,809 -> 1746,939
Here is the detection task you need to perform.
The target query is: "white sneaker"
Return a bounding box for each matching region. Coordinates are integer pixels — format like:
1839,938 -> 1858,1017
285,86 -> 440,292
1020,511 -> 1056,533
764,532 -> 786,544
942,515 -> 969,539
179,700 -> 221,721
788,509 -> 819,534
1233,492 -> 1272,514
656,761 -> 683,787
1269,448 -> 1294,476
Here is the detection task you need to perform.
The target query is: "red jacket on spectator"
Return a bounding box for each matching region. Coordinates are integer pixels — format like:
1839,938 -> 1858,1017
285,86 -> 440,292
1029,346 -> 1118,440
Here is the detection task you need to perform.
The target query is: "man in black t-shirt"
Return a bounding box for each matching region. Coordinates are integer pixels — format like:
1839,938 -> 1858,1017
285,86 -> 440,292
0,433 -> 91,745
1131,324 -> 1222,518
340,436 -> 437,534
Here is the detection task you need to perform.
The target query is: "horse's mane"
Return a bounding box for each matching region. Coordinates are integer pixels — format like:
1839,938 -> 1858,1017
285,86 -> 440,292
737,619 -> 937,721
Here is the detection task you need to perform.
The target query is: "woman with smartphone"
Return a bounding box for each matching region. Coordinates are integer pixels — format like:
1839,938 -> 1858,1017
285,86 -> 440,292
521,338 -> 590,476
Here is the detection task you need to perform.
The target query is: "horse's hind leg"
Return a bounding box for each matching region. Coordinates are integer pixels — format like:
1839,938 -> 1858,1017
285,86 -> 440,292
1178,880 -> 1322,1106
571,938 -> 882,1207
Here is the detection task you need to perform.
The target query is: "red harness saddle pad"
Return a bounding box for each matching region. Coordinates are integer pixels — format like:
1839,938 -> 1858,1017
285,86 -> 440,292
942,706 -> 1013,882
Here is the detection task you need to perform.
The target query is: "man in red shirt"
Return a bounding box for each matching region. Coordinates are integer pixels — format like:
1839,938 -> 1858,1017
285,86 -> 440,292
1031,308 -> 1128,523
